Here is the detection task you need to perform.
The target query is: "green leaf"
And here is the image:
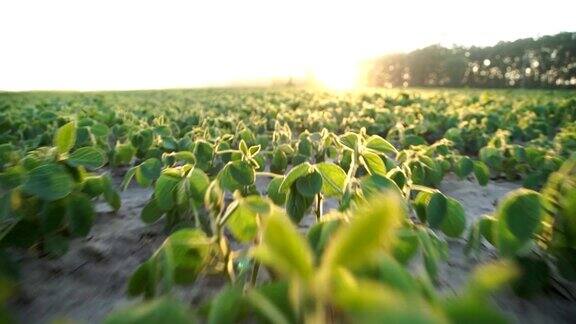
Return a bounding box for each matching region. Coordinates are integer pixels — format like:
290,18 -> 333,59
155,172 -> 181,211
339,132 -> 360,151
479,147 -> 503,169
479,216 -> 496,245
377,254 -> 419,294
426,192 -> 448,229
55,121 -> 77,154
361,151 -> 387,176
388,168 -> 406,189
267,177 -> 287,206
121,167 -> 136,190
270,149 -> 288,174
102,176 -> 121,211
172,151 -> 195,164
322,191 -> 403,271
226,196 -> 271,242
1,220 -> 40,248
239,139 -> 249,156
141,199 -> 164,223
245,289 -> 291,324
248,282 -> 294,324
252,211 -> 314,280
67,146 -> 107,169
413,191 -> 431,223
205,180 -> 224,215
392,229 -> 420,264
455,156 -> 474,179
41,200 -> 66,233
295,171 -> 322,197
296,138 -> 312,158
44,235 -> 70,258
218,166 -> 242,192
316,162 -> 346,197
158,229 -> 213,286
207,287 -> 244,324
360,174 -> 402,198
495,216 -> 525,257
227,160 -> 255,186
194,140 -> 214,170
467,260 -> 518,297
285,189 -> 313,223
279,162 -> 313,193
497,189 -> 543,243
417,228 -> 447,279
440,198 -> 466,238
307,219 -> 342,259
22,164 -> 74,201
0,166 -> 26,190
91,123 -> 110,138
114,142 -> 136,166
82,176 -> 105,197
249,144 -> 261,157
420,156 -> 443,186
135,158 -> 162,187
403,134 -> 426,147
365,135 -> 397,154
104,297 -> 195,324
187,168 -> 210,203
554,248 -> 576,282
443,297 -> 508,324
473,161 -> 490,186
127,261 -> 156,298
512,256 -> 550,297
66,193 -> 95,237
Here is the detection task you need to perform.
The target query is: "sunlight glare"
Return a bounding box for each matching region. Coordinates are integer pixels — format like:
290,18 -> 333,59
312,58 -> 361,91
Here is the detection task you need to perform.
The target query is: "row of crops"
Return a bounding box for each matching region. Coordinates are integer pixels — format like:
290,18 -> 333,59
0,89 -> 575,323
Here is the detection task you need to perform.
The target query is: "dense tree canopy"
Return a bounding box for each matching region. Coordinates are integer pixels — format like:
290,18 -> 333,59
367,32 -> 576,89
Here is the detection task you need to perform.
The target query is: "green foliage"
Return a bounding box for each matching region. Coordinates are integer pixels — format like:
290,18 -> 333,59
316,162 -> 346,197
225,196 -> 270,243
322,191 -> 403,271
105,298 -> 195,324
279,163 -> 313,193
54,121 -> 77,154
473,161 -> 490,186
66,193 -> 96,237
66,146 -> 107,169
426,192 -> 448,229
128,229 -> 214,298
1,88 -> 573,322
252,211 -> 314,280
22,163 -> 74,201
294,171 -> 322,197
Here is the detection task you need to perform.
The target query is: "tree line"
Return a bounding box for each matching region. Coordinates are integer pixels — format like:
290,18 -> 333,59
366,32 -> 576,89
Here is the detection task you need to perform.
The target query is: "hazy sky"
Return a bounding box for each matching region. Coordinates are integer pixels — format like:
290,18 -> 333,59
1,0 -> 575,90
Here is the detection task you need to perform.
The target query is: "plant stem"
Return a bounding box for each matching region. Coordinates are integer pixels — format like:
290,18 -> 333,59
214,199 -> 235,283
215,149 -> 240,154
256,171 -> 283,178
219,234 -> 235,283
191,203 -> 199,228
344,151 -> 360,192
315,193 -> 323,222
250,261 -> 261,287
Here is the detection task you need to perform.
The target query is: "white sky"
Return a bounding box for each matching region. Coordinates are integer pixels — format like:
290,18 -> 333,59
1,0 -> 575,90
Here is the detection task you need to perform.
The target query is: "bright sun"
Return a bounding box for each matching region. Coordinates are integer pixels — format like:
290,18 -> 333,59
312,58 -> 361,91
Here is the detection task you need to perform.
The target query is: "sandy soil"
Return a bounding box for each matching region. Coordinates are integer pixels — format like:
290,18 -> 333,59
7,186 -> 161,323
6,174 -> 576,323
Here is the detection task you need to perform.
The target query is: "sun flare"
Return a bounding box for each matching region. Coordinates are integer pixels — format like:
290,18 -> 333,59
312,59 -> 361,91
